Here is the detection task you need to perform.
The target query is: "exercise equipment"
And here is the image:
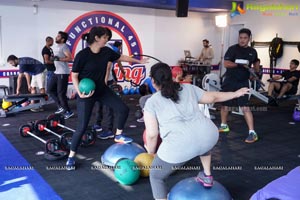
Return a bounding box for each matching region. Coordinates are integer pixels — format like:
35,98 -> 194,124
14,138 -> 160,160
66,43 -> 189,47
251,36 -> 300,79
123,86 -> 130,95
168,177 -> 232,200
134,153 -> 154,177
19,124 -> 67,161
79,78 -> 96,95
202,73 -> 269,105
109,84 -> 123,96
293,105 -> 300,122
2,99 -> 13,110
47,114 -> 96,147
172,66 -> 183,79
134,110 -> 143,119
34,119 -> 72,151
129,86 -> 136,95
0,94 -> 51,117
114,158 -> 140,185
143,129 -> 162,153
101,142 -> 145,167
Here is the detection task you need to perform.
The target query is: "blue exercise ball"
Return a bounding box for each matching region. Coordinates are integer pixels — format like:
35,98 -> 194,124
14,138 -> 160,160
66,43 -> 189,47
101,142 -> 146,166
168,177 -> 232,200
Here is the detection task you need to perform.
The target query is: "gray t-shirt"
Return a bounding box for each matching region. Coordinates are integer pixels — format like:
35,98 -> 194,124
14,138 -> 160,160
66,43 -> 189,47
144,84 -> 218,163
53,43 -> 71,74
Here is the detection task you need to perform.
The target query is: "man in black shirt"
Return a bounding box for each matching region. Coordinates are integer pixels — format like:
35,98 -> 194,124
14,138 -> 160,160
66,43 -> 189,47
41,36 -> 56,91
219,28 -> 259,143
267,59 -> 300,99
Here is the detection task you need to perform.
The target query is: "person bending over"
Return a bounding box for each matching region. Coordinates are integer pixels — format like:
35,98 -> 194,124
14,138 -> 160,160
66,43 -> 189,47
7,55 -> 46,112
143,63 -> 249,200
67,26 -> 148,170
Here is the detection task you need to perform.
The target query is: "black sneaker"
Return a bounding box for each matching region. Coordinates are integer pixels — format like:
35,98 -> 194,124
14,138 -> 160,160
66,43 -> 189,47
64,111 -> 74,119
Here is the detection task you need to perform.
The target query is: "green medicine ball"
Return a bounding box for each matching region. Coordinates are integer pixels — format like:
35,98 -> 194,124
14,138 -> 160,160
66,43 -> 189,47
114,159 -> 140,185
79,78 -> 96,95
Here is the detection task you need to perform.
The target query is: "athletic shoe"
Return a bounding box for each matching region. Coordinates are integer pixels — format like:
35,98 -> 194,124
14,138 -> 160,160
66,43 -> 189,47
245,132 -> 258,143
218,125 -> 230,133
97,130 -> 114,139
114,134 -> 133,144
93,124 -> 103,132
195,171 -> 213,188
137,117 -> 144,123
55,107 -> 64,114
30,107 -> 44,112
66,157 -> 76,171
64,111 -> 74,120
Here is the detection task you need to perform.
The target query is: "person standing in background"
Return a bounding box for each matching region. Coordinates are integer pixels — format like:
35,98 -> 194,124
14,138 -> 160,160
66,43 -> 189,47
198,39 -> 214,65
41,36 -> 56,92
48,31 -> 74,119
219,28 -> 259,143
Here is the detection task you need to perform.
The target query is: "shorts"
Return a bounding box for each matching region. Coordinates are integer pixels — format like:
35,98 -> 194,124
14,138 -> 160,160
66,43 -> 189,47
274,82 -> 297,95
31,71 -> 46,89
221,78 -> 250,107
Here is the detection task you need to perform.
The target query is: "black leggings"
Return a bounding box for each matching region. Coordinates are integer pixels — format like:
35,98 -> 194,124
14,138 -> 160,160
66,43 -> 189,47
70,86 -> 129,152
48,74 -> 70,111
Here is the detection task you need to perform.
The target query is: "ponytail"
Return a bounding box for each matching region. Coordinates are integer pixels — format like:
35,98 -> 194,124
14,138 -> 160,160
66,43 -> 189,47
150,63 -> 181,103
81,26 -> 108,45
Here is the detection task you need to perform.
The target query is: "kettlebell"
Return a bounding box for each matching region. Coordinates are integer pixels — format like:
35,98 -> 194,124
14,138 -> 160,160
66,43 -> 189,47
123,86 -> 129,95
129,87 -> 136,95
293,107 -> 300,122
135,87 -> 140,94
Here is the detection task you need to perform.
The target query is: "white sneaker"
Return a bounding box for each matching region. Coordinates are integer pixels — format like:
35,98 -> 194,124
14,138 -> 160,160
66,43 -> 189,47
137,117 -> 144,123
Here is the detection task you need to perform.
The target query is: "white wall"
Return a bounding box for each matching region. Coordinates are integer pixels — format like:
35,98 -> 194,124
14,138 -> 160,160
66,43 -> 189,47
0,1 -> 220,67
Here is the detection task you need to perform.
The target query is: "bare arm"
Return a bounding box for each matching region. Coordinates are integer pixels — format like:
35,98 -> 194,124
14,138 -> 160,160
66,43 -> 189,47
43,54 -> 54,65
105,62 -> 112,85
24,73 -> 31,90
117,61 -> 126,77
16,73 -> 24,95
118,54 -> 148,64
199,88 -> 249,104
144,111 -> 159,154
287,76 -> 298,82
224,60 -> 238,68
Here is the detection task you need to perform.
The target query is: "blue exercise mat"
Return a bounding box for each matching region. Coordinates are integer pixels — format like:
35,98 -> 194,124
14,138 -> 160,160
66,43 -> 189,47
0,132 -> 62,200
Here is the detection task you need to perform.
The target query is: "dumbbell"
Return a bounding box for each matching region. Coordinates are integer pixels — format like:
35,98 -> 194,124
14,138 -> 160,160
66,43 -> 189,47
19,123 -> 67,161
47,114 -> 96,147
34,119 -> 72,151
135,110 -> 143,119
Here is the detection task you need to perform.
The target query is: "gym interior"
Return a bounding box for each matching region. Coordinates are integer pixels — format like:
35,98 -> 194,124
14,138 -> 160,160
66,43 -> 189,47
0,0 -> 300,200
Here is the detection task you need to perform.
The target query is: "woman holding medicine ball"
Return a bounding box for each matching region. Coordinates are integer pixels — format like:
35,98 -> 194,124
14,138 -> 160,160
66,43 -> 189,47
67,26 -> 148,170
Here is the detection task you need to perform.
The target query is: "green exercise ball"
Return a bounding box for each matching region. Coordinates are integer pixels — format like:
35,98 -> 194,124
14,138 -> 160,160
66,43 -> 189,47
114,159 -> 140,185
79,78 -> 96,95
